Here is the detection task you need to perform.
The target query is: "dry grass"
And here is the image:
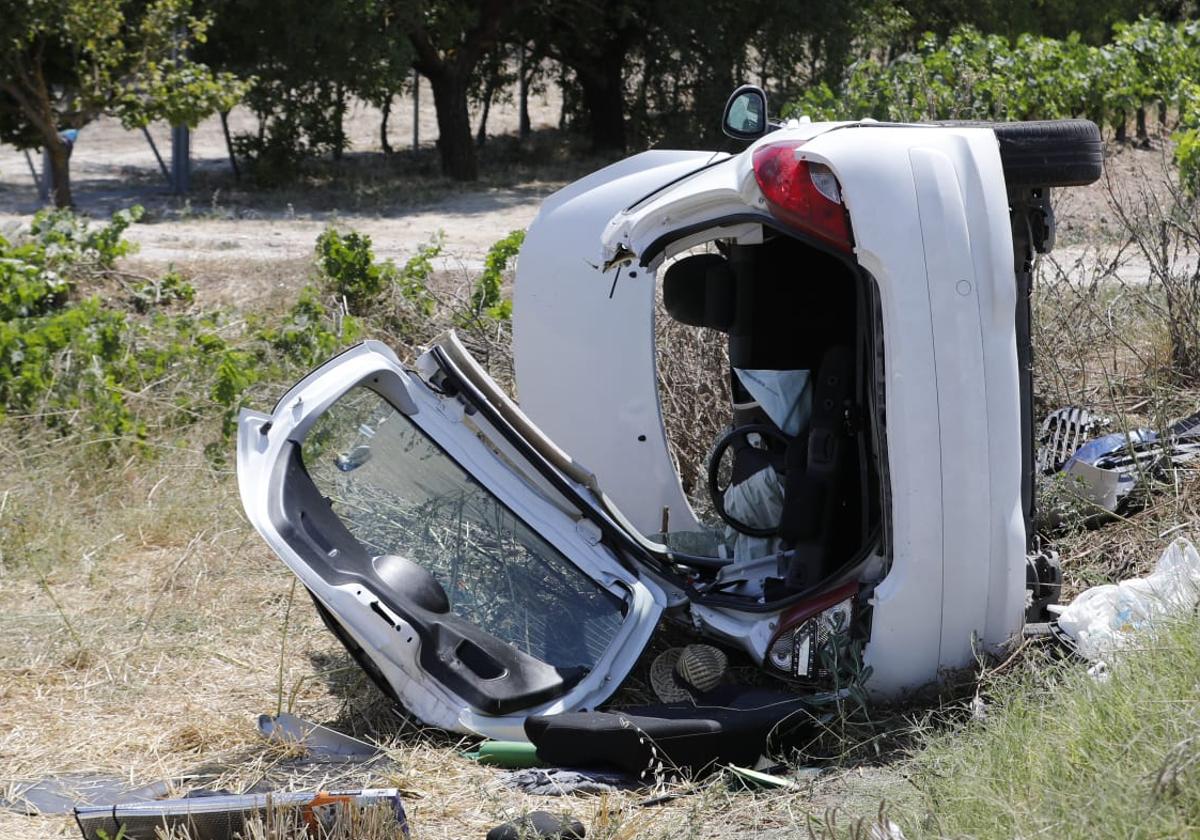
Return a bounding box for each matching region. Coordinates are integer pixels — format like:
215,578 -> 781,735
5,148 -> 1200,840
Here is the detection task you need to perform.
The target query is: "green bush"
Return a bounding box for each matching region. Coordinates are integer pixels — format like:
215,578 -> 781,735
315,226 -> 439,320
0,207 -> 360,451
465,229 -> 523,323
785,18 -> 1200,136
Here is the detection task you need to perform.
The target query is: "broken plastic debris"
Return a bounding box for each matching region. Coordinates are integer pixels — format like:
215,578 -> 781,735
1056,538 -> 1200,661
256,713 -> 379,759
499,768 -> 638,796
0,774 -> 170,816
74,788 -> 407,840
463,741 -> 544,769
1054,408 -> 1200,514
725,764 -> 799,791
1037,407 -> 1107,473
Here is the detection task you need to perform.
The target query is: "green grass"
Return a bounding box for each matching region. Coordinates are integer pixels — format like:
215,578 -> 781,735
906,618 -> 1200,839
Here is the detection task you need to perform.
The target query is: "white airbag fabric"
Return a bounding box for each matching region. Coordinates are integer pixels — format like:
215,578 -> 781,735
734,369 -> 812,437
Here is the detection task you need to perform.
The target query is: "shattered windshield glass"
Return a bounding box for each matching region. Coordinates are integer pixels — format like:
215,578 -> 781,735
301,386 -> 626,673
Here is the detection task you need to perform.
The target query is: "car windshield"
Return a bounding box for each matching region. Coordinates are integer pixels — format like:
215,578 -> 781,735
301,386 -> 626,672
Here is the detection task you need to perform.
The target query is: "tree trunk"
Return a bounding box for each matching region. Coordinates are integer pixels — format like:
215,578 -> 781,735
1136,106 -> 1148,145
576,60 -> 626,152
1114,110 -> 1127,143
476,70 -> 498,146
220,111 -> 241,181
46,135 -> 72,208
429,71 -> 477,180
380,98 -> 393,155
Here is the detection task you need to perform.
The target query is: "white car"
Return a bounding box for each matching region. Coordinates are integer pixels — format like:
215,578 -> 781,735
237,87 -> 1103,740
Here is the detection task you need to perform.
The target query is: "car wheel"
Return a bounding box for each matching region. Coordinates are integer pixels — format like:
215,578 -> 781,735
992,119 -> 1104,188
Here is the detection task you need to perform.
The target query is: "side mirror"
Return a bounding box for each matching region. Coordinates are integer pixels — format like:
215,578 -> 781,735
722,85 -> 769,140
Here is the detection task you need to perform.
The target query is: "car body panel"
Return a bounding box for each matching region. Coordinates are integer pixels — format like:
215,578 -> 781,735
514,150 -> 729,536
516,123 -> 1026,695
237,341 -> 666,739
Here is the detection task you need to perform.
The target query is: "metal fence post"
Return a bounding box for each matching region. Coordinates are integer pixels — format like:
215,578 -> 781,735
412,68 -> 420,152
171,125 -> 190,194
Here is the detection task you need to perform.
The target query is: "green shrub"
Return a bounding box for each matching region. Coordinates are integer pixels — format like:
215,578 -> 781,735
128,269 -> 195,313
315,227 -> 440,320
316,228 -> 386,313
465,229 -> 523,323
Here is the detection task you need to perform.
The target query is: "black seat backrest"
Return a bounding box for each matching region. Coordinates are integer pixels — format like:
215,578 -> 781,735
662,253 -> 737,332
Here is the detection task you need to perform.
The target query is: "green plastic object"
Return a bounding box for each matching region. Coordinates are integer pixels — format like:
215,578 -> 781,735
464,740 -> 545,768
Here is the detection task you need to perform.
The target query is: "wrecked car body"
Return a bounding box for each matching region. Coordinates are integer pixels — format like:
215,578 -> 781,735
238,93 -> 1103,739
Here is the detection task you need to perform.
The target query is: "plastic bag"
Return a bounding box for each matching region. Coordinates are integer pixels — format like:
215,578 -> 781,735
1056,538 -> 1200,660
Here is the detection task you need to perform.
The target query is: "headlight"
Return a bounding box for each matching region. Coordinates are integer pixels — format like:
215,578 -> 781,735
766,596 -> 853,680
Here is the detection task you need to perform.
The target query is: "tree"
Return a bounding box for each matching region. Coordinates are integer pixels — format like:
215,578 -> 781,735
0,0 -> 244,207
406,0 -> 522,180
200,0 -> 402,180
522,1 -> 642,152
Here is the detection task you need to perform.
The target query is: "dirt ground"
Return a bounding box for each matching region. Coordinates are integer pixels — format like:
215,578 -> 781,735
0,105 -> 1189,839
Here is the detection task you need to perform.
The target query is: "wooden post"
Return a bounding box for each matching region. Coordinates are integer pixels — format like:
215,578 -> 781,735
24,149 -> 44,199
142,126 -> 172,184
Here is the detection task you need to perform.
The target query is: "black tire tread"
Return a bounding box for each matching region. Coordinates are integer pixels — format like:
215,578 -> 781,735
992,119 -> 1104,188
935,118 -> 1104,188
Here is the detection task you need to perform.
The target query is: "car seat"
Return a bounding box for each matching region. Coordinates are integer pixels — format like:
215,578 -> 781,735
662,241 -> 861,591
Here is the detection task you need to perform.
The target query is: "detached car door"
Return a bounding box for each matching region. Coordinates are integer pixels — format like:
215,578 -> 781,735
237,338 -> 664,741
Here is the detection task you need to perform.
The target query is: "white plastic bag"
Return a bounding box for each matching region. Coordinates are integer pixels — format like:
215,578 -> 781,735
1056,537 -> 1200,661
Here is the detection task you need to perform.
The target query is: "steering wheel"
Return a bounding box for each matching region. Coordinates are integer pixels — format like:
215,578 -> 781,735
706,423 -> 792,538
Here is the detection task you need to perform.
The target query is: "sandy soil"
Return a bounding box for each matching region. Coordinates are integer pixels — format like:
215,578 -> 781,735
0,82 -> 567,284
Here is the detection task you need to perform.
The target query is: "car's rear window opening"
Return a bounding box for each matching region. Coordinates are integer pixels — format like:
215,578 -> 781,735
301,386 -> 626,673
654,229 -> 882,600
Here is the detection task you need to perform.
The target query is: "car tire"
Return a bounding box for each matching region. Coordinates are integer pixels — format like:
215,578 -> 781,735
992,119 -> 1104,188
937,119 -> 1104,187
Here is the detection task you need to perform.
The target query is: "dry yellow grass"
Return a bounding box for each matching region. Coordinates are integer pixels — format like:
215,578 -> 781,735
0,414 -> 907,840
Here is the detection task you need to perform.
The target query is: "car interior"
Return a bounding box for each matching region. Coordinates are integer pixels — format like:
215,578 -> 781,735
659,229 -> 884,602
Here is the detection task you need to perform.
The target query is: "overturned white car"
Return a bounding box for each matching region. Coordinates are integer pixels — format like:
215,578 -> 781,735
237,87 -> 1103,740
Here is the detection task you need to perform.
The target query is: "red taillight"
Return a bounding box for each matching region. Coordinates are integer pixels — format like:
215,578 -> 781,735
752,142 -> 853,252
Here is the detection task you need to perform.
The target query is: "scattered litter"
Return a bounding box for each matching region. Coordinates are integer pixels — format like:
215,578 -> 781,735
1037,407 -> 1108,473
1056,538 -> 1200,660
74,788 -> 408,840
499,768 -> 639,796
485,810 -> 585,840
465,741 -> 545,769
1,774 -> 171,816
257,712 -> 379,760
725,764 -> 799,791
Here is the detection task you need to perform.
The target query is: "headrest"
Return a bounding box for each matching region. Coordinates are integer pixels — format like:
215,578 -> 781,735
662,253 -> 736,332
